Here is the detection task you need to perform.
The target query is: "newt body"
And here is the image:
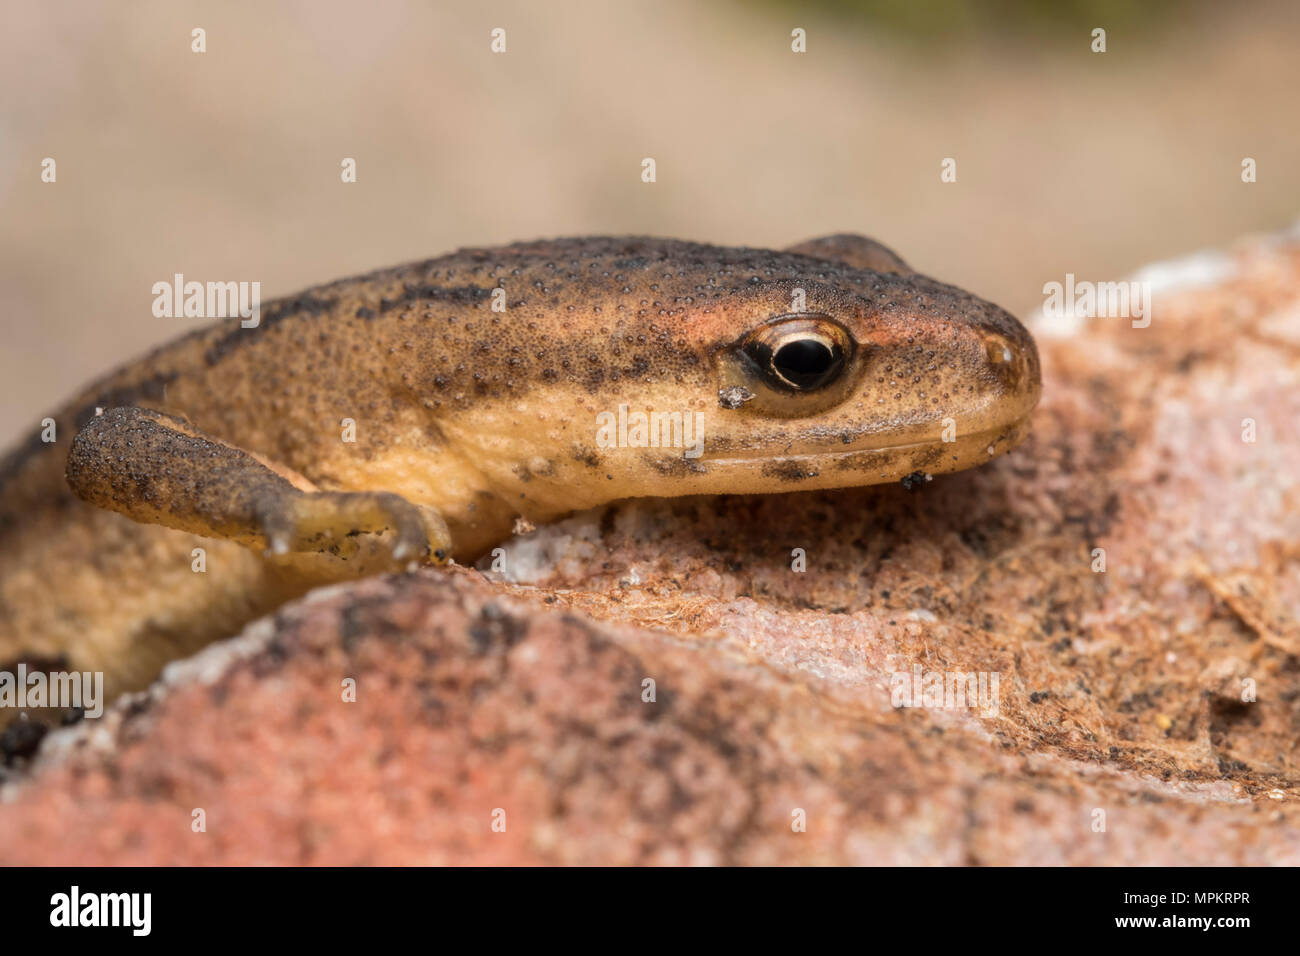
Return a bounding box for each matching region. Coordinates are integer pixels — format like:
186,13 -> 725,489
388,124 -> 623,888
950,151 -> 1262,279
0,236 -> 1039,712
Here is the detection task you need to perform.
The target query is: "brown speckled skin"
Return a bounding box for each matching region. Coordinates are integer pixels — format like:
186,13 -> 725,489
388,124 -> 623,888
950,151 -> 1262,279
0,235 -> 1039,707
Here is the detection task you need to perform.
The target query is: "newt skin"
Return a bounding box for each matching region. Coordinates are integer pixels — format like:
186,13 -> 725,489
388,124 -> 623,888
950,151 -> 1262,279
0,235 -> 1040,712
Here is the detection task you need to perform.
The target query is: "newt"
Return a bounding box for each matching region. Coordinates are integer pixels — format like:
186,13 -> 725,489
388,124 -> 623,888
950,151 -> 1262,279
0,235 -> 1039,722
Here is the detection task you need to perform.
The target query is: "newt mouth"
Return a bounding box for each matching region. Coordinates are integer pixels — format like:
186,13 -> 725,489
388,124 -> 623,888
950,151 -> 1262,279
697,415 -> 1035,467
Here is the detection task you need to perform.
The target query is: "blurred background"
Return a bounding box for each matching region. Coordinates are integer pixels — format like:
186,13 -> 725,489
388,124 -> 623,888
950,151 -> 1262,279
2,0 -> 1298,446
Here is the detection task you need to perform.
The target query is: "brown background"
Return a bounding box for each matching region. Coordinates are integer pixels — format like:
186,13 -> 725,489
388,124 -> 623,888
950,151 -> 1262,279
2,0 -> 1298,446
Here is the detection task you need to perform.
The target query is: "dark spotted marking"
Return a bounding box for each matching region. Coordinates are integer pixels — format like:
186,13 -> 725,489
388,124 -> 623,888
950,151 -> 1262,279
761,459 -> 821,482
900,470 -> 931,490
203,293 -> 338,366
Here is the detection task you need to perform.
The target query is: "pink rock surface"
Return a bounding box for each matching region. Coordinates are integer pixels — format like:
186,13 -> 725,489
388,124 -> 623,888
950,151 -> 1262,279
2,233 -> 1298,865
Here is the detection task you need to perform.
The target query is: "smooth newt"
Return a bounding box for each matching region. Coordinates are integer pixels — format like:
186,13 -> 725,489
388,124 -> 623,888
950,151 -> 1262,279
0,235 -> 1040,721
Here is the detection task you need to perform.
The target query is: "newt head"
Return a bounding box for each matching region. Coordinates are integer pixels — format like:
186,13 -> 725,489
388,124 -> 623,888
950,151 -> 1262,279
691,257 -> 1041,489
453,236 -> 1041,504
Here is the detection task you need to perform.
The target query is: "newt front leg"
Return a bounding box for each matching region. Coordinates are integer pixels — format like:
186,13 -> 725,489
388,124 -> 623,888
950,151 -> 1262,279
66,407 -> 452,572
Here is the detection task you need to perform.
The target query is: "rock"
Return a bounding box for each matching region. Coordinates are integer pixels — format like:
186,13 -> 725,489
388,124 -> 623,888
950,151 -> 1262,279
2,230 -> 1299,864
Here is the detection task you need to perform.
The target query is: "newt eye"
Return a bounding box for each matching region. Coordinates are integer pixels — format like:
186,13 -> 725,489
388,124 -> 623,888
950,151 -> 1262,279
740,315 -> 851,392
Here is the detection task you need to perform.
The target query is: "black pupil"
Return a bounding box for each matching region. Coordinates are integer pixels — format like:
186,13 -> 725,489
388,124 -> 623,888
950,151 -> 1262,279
772,338 -> 838,388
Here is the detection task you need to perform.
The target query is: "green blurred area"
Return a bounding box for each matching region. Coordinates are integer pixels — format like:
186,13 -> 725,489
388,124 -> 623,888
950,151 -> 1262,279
763,0 -> 1198,37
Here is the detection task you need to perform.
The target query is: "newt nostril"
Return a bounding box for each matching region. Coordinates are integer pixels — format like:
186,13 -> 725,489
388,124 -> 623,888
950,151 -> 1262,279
979,330 -> 1031,394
